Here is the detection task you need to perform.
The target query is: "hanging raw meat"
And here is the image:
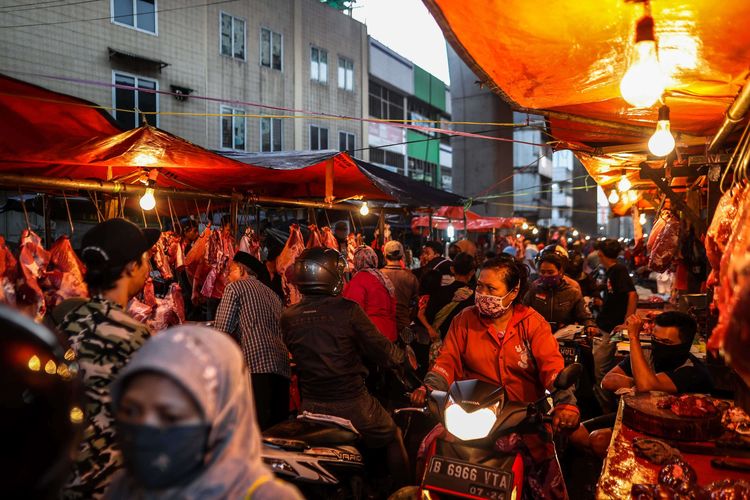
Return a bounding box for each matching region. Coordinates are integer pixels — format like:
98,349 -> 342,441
42,235 -> 88,310
648,213 -> 680,273
239,228 -> 261,259
276,224 -> 304,305
306,225 -> 323,248
165,232 -> 185,271
321,227 -> 339,251
200,229 -> 235,299
0,236 -> 17,305
17,229 -> 50,317
127,298 -> 152,324
346,233 -> 357,272
725,279 -> 750,386
127,282 -> 185,331
705,188 -> 744,284
142,277 -> 157,307
152,233 -> 173,281
185,226 -> 210,304
648,212 -> 669,252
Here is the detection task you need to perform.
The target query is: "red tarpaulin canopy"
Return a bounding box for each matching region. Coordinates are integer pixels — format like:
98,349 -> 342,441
411,206 -> 523,232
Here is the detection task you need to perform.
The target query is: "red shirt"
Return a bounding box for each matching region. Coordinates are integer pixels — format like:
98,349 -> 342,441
343,271 -> 397,341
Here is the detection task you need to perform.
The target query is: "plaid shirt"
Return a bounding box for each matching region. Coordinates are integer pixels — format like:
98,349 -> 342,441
215,277 -> 291,378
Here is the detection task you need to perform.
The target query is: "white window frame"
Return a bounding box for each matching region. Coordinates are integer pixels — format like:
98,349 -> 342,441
338,56 -> 354,91
310,46 -> 328,84
110,0 -> 158,36
111,71 -> 159,128
309,125 -> 329,151
339,131 -> 355,153
260,117 -> 283,152
260,27 -> 283,71
220,105 -> 247,151
219,11 -> 247,61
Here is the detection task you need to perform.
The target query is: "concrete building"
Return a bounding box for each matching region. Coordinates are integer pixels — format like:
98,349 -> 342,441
368,38 -> 452,191
0,0 -> 368,156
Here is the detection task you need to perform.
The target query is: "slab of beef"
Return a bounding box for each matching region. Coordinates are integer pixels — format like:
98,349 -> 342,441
649,213 -> 680,273
165,232 -> 185,271
200,229 -> 235,299
306,225 -> 323,248
276,224 -> 304,305
239,228 -> 261,259
127,298 -> 152,324
42,235 -> 88,310
657,395 -> 720,417
648,213 -> 668,252
346,233 -> 356,272
0,236 -> 18,305
321,227 -> 339,251
148,283 -> 185,331
18,229 -> 50,317
152,233 -> 173,281
185,226 -> 210,304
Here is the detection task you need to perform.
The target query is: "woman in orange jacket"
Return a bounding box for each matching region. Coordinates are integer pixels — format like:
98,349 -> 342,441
412,255 -> 579,499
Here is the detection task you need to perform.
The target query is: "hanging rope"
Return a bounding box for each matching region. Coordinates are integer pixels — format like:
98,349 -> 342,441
204,200 -> 212,227
18,188 -> 31,229
323,209 -> 331,229
167,197 -> 181,233
141,205 -> 148,227
62,190 -> 74,234
194,199 -> 202,224
153,201 -> 163,231
88,191 -> 104,222
349,210 -> 357,234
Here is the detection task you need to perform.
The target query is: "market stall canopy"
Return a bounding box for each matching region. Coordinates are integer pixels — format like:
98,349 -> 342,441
222,151 -> 467,208
425,0 -> 750,147
411,205 -> 523,232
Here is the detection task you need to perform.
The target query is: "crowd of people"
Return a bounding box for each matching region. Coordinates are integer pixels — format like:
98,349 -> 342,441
2,216 -> 714,500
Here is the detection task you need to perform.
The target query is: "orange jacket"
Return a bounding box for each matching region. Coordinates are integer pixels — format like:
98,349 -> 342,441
427,304 -> 574,406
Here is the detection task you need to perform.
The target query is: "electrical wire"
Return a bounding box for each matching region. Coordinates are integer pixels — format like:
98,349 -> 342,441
0,0 -> 240,28
0,0 -> 99,14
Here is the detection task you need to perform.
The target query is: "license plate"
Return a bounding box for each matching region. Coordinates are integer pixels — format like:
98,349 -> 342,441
424,456 -> 512,499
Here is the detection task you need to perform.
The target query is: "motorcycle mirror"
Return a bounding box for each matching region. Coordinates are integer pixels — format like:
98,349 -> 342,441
554,363 -> 583,391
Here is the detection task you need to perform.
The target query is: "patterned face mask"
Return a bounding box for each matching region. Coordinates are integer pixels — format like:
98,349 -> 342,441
475,288 -> 516,318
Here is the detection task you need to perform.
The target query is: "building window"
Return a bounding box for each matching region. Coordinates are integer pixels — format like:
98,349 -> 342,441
310,47 -> 328,83
113,72 -> 158,129
221,106 -> 246,151
220,12 -> 245,59
338,56 -> 354,91
260,28 -> 282,70
369,80 -> 404,120
369,149 -> 404,175
339,132 -> 355,153
261,117 -> 282,152
112,0 -> 156,34
409,158 -> 439,187
310,125 -> 328,150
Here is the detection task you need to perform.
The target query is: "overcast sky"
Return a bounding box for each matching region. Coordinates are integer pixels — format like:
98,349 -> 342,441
351,0 -> 450,84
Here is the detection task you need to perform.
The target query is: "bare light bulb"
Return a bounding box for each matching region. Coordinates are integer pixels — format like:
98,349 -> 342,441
620,16 -> 665,108
648,105 -> 675,156
532,227 -> 539,235
139,188 -> 156,211
572,230 -> 579,237
446,223 -> 455,240
639,213 -> 647,225
608,190 -> 620,204
359,202 -> 369,216
617,175 -> 632,193
522,222 -> 529,230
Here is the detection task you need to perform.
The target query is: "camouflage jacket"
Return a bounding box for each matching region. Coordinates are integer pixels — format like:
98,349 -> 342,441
60,297 -> 151,499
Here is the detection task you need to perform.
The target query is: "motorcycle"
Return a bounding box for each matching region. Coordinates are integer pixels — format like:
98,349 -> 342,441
261,348 -> 422,499
394,363 -> 582,500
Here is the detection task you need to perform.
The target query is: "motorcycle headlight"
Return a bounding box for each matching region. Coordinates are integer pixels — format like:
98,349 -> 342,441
444,401 -> 498,441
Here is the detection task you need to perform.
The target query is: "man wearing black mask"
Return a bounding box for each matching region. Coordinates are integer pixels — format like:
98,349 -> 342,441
602,311 -> 712,394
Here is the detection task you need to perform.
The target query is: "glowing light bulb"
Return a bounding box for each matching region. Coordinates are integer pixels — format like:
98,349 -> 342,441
648,105 -> 675,156
585,235 -> 591,241
620,16 -> 665,108
44,360 -> 57,374
608,190 -> 620,204
446,223 -> 455,240
28,355 -> 41,372
572,230 -> 579,237
522,222 -> 529,230
618,175 -> 632,193
628,191 -> 639,203
139,187 -> 156,211
70,406 -> 84,424
639,213 -> 647,225
359,202 -> 369,216
532,227 -> 539,235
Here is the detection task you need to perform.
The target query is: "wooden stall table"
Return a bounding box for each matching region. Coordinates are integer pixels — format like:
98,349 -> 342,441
597,397 -> 750,499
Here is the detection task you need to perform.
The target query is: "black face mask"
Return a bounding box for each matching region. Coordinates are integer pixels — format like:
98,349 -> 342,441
651,341 -> 692,372
117,421 -> 210,490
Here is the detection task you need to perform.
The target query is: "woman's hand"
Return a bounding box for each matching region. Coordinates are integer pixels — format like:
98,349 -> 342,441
552,406 -> 580,433
410,386 -> 428,406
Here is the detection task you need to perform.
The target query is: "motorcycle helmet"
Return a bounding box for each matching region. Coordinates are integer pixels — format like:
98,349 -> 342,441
535,244 -> 569,269
292,247 -> 347,296
566,250 -> 584,278
0,306 -> 84,499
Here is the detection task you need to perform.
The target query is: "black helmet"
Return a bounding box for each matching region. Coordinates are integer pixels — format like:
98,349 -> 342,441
536,244 -> 569,268
0,306 -> 84,499
566,250 -> 584,277
292,247 -> 347,296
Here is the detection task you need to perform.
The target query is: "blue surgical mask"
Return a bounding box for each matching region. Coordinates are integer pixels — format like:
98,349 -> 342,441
117,421 -> 209,490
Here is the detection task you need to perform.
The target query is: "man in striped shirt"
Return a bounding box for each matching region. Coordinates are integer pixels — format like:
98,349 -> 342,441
215,251 -> 291,430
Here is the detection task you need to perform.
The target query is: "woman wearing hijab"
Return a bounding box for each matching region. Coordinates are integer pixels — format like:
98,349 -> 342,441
343,246 -> 398,342
105,325 -> 302,500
